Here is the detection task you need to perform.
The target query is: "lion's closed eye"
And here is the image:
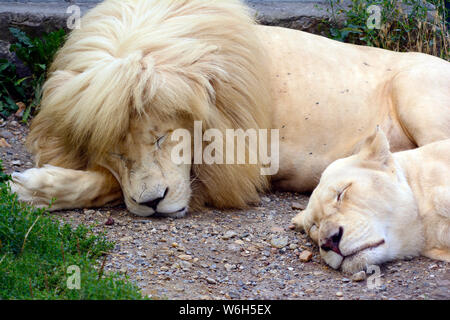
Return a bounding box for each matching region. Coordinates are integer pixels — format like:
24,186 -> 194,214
155,134 -> 167,149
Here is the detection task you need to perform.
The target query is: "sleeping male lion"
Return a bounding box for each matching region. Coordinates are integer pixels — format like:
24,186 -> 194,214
291,129 -> 450,273
10,0 -> 450,217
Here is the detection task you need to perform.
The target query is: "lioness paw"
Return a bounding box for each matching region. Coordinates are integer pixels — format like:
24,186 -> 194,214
291,211 -> 306,231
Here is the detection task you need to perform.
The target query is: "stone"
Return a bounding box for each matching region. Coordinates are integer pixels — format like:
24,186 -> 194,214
105,217 -> 115,226
291,201 -> 305,210
270,236 -> 288,248
270,226 -> 284,233
0,129 -> 13,140
228,291 -> 241,299
222,230 -> 237,240
336,291 -> 343,297
0,138 -> 11,148
225,263 -> 236,272
206,277 -> 217,284
178,254 -> 192,261
120,236 -> 132,242
299,250 -> 313,262
180,261 -> 192,269
227,244 -> 240,252
351,271 -> 366,282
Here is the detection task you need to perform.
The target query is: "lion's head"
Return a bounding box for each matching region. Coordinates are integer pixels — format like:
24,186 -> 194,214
26,0 -> 272,217
291,129 -> 424,273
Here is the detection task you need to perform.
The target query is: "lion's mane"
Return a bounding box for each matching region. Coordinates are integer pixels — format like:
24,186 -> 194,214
27,0 -> 273,209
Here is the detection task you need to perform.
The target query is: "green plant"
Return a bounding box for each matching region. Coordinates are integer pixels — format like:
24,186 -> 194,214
0,28 -> 66,121
325,0 -> 449,60
0,160 -> 144,299
0,59 -> 27,118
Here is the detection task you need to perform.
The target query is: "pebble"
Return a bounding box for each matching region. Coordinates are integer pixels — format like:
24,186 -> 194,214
105,218 -> 115,226
0,138 -> 11,148
222,230 -> 237,240
299,250 -> 313,262
180,261 -> 192,269
120,236 -> 133,242
234,239 -> 244,245
224,263 -> 234,272
351,271 -> 366,282
270,236 -> 288,248
206,277 -> 217,284
336,291 -> 343,297
227,244 -> 240,252
291,202 -> 305,210
270,226 -> 284,233
11,160 -> 21,166
0,129 -> 13,139
178,254 -> 192,261
119,267 -> 127,274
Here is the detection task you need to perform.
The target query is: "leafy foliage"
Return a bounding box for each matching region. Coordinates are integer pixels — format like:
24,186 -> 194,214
0,28 -> 66,121
0,160 -> 144,299
0,59 -> 27,119
324,0 -> 449,60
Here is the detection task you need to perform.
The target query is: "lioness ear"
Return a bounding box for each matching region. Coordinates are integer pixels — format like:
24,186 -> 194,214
358,126 -> 393,167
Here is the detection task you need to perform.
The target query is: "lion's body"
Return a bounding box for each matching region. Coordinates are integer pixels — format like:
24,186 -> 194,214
11,0 -> 450,219
258,26 -> 450,191
291,131 -> 450,272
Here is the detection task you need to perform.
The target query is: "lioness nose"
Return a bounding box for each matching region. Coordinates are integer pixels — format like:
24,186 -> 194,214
139,187 -> 169,210
320,226 -> 343,255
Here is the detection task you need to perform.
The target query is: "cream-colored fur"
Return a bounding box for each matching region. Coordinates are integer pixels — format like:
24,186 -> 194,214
292,129 -> 450,273
10,0 -> 450,217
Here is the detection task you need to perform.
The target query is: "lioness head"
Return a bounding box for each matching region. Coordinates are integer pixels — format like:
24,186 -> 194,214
291,129 -> 424,273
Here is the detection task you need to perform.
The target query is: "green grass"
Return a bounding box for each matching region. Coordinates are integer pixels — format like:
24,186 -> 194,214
0,160 -> 144,300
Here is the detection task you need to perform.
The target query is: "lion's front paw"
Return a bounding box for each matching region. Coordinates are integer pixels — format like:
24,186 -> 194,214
9,169 -> 53,208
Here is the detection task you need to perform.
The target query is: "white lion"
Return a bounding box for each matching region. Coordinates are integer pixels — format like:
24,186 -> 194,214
10,0 -> 450,218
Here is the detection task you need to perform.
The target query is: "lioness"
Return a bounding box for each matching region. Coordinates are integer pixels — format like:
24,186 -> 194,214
10,0 -> 450,217
291,128 -> 450,273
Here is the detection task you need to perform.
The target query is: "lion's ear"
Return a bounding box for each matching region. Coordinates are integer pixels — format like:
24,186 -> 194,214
358,126 -> 393,167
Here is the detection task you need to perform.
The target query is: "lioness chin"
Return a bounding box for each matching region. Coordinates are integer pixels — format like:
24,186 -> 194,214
291,129 -> 450,273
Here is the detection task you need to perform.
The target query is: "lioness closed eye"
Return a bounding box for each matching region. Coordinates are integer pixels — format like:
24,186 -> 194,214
291,129 -> 450,273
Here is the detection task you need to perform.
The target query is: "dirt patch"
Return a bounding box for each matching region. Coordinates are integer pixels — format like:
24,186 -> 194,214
1,117 -> 448,300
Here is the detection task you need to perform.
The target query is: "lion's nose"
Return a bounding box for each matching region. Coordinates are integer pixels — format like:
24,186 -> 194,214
320,226 -> 343,255
138,187 -> 169,210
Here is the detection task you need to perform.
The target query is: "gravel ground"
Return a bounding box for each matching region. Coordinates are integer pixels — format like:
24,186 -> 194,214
1,117 -> 449,300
